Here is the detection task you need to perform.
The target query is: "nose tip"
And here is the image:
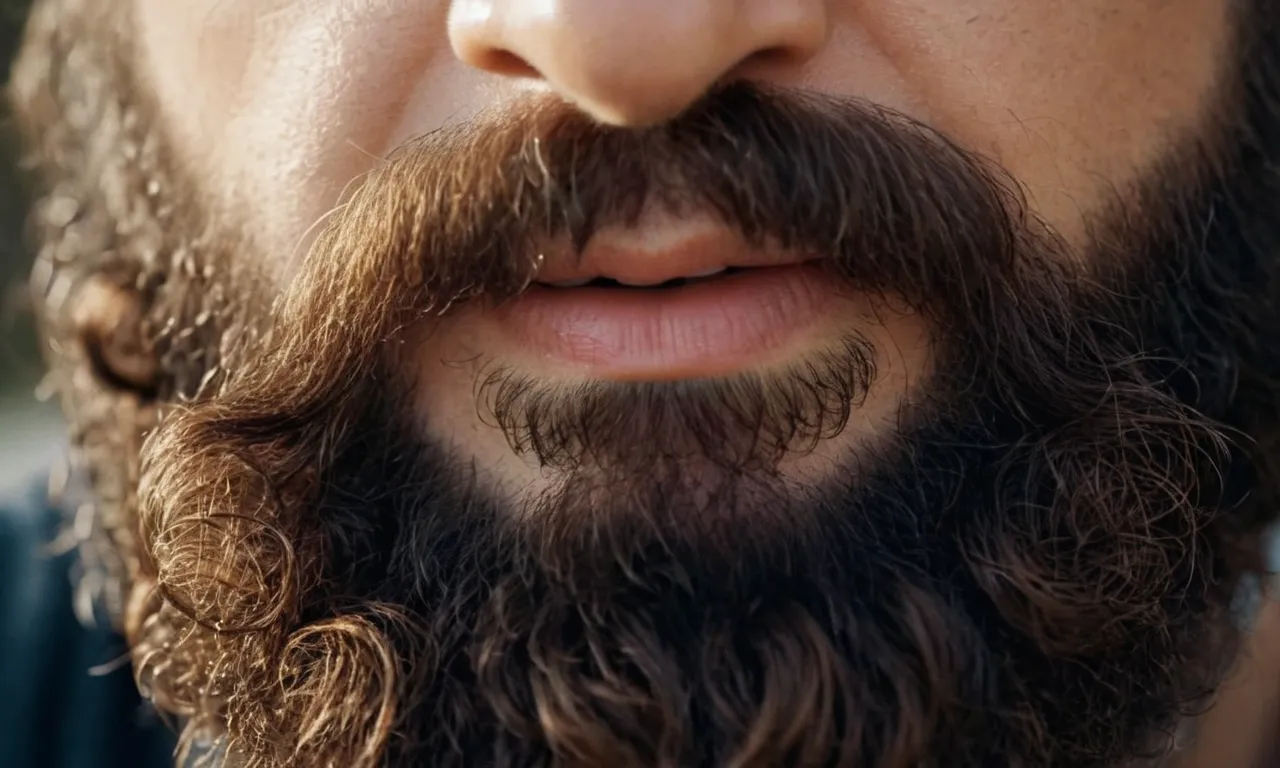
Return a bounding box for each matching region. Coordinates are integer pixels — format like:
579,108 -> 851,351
448,0 -> 829,126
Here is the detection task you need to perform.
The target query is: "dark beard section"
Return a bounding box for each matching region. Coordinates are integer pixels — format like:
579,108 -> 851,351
476,330 -> 876,474
327,254 -> 1258,767
12,0 -> 1280,766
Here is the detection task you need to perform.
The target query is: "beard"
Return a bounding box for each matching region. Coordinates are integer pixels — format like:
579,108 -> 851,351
14,1 -> 1280,766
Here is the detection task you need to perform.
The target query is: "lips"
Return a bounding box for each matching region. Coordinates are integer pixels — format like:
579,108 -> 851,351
540,266 -> 744,289
531,214 -> 819,289
489,219 -> 836,381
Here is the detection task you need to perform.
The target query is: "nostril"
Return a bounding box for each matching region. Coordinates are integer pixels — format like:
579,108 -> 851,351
749,46 -> 794,65
734,44 -> 810,81
475,48 -> 541,79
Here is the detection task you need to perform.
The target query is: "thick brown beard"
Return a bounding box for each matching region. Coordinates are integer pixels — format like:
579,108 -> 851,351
12,0 -> 1280,766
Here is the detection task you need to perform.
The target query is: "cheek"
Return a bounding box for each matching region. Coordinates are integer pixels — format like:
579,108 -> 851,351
135,0 -> 472,278
860,0 -> 1230,245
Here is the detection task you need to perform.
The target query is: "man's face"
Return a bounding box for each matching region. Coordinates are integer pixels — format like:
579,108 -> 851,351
14,0 -> 1280,766
135,0 -> 1231,501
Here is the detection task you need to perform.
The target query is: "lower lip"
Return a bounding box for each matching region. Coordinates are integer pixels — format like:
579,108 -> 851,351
494,263 -> 832,380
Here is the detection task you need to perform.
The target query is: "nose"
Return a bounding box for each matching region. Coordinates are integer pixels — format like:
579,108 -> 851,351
448,0 -> 829,126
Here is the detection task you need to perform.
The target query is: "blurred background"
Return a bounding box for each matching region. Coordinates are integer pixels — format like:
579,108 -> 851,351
0,0 -> 64,493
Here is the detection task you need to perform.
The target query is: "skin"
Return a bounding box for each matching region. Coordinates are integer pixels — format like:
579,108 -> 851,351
1174,602 -> 1280,768
118,1 -> 1279,763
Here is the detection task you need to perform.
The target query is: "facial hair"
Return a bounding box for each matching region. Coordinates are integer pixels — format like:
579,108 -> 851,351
12,0 -> 1280,766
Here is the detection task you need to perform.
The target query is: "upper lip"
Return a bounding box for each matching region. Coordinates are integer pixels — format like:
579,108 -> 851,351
533,228 -> 819,287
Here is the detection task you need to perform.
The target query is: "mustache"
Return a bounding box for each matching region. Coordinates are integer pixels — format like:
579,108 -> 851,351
272,84 -> 1044,354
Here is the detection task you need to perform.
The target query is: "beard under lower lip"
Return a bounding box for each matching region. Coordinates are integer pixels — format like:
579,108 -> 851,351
471,330 -> 879,475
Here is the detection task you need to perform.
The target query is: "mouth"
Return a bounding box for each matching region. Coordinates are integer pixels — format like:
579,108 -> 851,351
490,219 -> 836,381
538,266 -> 751,291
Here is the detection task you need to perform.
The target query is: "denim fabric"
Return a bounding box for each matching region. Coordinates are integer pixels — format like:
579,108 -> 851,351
1232,524 -> 1280,634
0,474 -> 176,768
